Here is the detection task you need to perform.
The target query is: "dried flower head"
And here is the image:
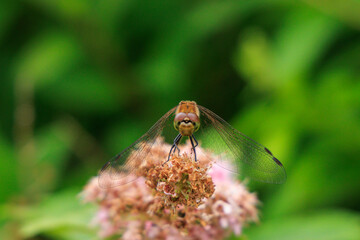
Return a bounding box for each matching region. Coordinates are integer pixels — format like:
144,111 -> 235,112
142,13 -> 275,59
147,153 -> 215,209
81,138 -> 258,240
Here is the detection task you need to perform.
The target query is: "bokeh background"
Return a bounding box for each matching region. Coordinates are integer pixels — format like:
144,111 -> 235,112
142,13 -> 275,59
1,0 -> 360,239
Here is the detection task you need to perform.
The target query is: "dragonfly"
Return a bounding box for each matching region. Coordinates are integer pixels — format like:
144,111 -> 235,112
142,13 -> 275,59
98,101 -> 286,188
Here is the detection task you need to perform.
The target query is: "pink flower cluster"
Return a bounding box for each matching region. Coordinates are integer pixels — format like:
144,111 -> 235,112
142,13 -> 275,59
81,139 -> 258,240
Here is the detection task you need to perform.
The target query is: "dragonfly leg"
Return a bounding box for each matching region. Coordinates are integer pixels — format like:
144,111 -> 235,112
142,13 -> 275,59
165,145 -> 176,163
175,145 -> 180,155
174,134 -> 182,155
192,135 -> 198,148
163,133 -> 182,165
190,135 -> 198,162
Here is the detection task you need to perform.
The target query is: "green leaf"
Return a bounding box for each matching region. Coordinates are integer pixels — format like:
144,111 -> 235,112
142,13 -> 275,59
245,210 -> 360,240
272,7 -> 341,82
20,190 -> 97,239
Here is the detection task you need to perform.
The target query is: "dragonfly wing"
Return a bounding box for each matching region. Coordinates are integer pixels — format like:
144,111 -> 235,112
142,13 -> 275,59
198,105 -> 286,184
98,107 -> 177,188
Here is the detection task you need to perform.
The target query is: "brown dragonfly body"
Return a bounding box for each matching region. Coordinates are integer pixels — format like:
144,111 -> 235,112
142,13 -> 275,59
168,101 -> 201,163
174,101 -> 200,136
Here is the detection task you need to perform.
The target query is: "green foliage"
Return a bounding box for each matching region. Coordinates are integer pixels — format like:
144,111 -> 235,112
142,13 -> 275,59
0,135 -> 18,202
21,190 -> 97,240
1,0 -> 360,239
245,210 -> 360,240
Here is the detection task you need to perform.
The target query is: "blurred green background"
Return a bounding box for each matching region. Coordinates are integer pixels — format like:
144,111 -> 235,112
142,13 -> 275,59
1,0 -> 360,239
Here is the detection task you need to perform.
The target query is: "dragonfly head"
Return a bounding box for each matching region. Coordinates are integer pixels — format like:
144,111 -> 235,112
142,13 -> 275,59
174,101 -> 200,136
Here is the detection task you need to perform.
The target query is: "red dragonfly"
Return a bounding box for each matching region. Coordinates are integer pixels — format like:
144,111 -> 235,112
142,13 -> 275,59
99,101 -> 286,188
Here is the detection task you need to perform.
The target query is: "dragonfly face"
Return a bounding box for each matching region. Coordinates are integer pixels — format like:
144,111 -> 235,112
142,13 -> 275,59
99,100 -> 287,188
174,101 -> 200,136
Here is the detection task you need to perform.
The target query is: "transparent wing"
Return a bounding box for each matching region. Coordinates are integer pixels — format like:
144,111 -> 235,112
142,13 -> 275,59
98,107 -> 177,188
197,105 -> 286,184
